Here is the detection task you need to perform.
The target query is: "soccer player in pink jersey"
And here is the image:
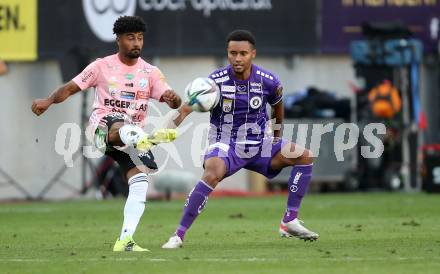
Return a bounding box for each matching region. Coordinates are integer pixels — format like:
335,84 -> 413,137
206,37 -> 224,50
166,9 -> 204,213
31,16 -> 181,251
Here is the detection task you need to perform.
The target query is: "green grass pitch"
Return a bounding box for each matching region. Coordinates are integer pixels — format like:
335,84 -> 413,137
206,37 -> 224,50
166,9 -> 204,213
0,193 -> 439,274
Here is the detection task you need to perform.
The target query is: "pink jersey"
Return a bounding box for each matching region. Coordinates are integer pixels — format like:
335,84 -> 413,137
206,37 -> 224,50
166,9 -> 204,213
72,53 -> 171,136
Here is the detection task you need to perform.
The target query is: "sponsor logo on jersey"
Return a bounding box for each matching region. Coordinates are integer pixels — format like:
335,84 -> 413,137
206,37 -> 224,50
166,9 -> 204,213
81,70 -> 94,83
104,98 -> 147,111
105,112 -> 129,120
221,85 -> 235,93
222,93 -> 235,99
120,91 -> 136,100
136,90 -> 149,100
214,76 -> 230,83
139,78 -> 148,88
250,82 -> 262,93
106,64 -> 119,71
222,99 -> 233,112
125,83 -> 134,87
137,68 -> 152,74
250,96 -> 262,109
125,73 -> 134,80
250,82 -> 262,88
276,85 -> 283,97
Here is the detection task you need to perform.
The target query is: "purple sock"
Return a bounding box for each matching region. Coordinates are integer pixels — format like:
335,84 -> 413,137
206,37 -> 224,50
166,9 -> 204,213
283,164 -> 313,223
175,180 -> 213,240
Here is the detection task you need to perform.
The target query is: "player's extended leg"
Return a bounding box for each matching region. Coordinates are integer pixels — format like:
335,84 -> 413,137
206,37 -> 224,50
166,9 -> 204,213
270,142 -> 319,241
106,122 -> 151,251
106,122 -> 177,151
162,157 -> 227,249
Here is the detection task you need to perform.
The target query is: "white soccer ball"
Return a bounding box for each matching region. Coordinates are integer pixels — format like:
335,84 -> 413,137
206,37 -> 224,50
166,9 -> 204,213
185,77 -> 220,112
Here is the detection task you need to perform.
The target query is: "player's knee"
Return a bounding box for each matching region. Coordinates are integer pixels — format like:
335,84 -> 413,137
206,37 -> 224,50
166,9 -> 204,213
287,148 -> 314,166
107,122 -> 124,145
297,149 -> 314,165
304,149 -> 314,164
202,170 -> 222,188
108,129 -> 119,144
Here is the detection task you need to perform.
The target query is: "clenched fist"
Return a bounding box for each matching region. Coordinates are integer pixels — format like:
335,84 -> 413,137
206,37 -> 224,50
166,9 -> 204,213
31,99 -> 52,116
161,90 -> 181,109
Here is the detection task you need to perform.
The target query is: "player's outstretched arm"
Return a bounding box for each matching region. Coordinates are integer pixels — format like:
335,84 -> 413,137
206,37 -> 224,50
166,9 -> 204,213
161,90 -> 182,109
173,104 -> 193,127
162,103 -> 193,129
31,80 -> 81,116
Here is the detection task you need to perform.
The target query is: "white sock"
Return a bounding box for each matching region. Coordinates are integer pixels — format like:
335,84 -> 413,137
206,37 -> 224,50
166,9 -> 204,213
119,125 -> 147,147
119,173 -> 149,240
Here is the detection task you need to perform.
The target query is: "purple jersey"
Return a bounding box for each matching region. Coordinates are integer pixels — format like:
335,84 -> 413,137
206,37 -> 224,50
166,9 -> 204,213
208,64 -> 283,147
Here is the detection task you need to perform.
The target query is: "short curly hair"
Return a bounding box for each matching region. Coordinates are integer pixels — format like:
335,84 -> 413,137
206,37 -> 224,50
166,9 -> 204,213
226,29 -> 256,47
113,16 -> 146,35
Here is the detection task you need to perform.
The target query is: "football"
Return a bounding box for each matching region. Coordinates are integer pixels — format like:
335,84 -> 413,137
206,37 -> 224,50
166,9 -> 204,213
185,77 -> 220,112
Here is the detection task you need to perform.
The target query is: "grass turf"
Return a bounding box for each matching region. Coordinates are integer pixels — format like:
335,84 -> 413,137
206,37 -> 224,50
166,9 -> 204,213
0,193 -> 439,274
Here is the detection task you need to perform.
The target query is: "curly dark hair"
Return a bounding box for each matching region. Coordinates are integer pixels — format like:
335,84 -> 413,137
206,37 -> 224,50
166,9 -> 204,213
113,16 -> 146,35
226,29 -> 256,47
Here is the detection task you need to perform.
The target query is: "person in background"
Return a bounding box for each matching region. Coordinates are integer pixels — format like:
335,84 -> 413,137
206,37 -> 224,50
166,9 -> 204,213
0,60 -> 8,75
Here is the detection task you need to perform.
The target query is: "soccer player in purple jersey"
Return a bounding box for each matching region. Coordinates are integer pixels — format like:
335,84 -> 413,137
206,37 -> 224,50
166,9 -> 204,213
162,30 -> 318,249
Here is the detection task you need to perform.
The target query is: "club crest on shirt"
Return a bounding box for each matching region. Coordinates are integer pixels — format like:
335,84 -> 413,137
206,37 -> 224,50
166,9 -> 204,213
222,99 -> 233,112
139,78 -> 148,89
237,85 -> 247,93
109,88 -> 118,97
108,81 -> 118,97
250,96 -> 262,109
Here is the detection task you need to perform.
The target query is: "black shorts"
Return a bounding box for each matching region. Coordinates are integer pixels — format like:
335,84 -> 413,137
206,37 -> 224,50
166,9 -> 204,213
97,113 -> 158,175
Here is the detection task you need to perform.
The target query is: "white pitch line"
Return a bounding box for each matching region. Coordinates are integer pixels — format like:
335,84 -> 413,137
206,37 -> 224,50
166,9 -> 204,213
0,208 -> 54,213
0,256 -> 439,263
0,259 -> 50,262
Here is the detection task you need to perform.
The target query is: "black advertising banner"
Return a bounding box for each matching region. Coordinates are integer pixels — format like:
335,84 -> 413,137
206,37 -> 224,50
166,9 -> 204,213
38,0 -> 319,60
321,0 -> 440,53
